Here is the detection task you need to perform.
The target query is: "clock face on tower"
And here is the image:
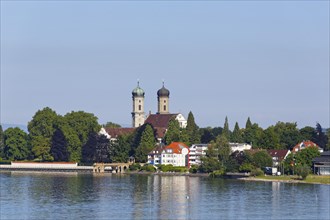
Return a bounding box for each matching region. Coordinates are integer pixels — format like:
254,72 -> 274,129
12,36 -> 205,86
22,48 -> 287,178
181,148 -> 188,155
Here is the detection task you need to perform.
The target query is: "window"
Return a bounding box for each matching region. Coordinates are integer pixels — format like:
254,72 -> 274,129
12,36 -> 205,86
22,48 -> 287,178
164,105 -> 166,111
164,100 -> 166,103
139,105 -> 141,111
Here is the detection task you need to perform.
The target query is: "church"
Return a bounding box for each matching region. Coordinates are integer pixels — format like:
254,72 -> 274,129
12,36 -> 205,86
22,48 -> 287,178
103,82 -> 187,142
131,82 -> 187,142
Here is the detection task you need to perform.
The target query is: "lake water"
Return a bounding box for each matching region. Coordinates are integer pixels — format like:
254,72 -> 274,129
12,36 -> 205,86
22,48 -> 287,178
0,171 -> 329,220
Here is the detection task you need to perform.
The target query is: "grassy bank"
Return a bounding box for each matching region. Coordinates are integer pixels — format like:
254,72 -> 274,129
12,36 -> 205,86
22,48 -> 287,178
249,175 -> 330,185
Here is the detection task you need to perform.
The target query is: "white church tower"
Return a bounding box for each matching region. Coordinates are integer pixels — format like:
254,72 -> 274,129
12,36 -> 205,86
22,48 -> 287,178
132,81 -> 145,127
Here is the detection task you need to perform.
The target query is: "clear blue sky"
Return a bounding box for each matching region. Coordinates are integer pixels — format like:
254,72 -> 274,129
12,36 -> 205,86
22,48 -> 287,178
1,1 -> 329,129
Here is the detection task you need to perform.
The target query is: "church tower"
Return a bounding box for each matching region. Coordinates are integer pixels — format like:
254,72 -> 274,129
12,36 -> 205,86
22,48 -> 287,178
132,81 -> 145,127
157,82 -> 170,114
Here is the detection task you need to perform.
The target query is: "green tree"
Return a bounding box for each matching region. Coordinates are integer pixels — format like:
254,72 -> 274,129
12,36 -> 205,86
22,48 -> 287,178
3,127 -> 29,160
82,132 -> 97,163
179,129 -> 190,145
200,127 -> 222,144
28,107 -> 59,160
0,125 -> 4,159
295,147 -> 320,168
299,126 -> 315,141
222,116 -> 231,140
259,126 -> 281,149
246,117 -> 252,129
215,134 -> 231,167
186,111 -> 200,145
326,129 -> 330,151
31,136 -> 54,161
95,134 -> 110,163
244,122 -> 263,148
103,122 -> 121,128
135,124 -> 156,162
64,111 -> 101,146
274,122 -> 301,149
252,150 -> 273,170
231,122 -> 243,143
51,128 -> 69,161
312,123 -> 328,150
164,118 -> 180,145
110,133 -> 134,162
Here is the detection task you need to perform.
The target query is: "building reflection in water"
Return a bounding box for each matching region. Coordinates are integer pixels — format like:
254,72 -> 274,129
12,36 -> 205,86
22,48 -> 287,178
131,175 -> 201,219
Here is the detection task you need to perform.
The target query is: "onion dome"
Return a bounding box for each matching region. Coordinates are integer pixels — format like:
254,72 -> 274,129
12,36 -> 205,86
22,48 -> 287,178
132,82 -> 145,97
157,83 -> 170,97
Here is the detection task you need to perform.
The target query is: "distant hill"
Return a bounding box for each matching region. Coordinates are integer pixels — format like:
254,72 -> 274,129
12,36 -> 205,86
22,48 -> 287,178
1,124 -> 28,132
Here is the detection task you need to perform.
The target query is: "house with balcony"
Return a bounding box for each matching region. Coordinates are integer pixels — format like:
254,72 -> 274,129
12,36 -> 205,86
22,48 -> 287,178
189,144 -> 208,166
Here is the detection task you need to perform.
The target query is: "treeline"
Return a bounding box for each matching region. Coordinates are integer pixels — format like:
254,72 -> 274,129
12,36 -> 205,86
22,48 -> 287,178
0,107 -> 329,164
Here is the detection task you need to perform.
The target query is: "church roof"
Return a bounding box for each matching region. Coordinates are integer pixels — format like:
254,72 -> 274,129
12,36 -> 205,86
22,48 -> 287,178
104,128 -> 136,138
145,114 -> 178,128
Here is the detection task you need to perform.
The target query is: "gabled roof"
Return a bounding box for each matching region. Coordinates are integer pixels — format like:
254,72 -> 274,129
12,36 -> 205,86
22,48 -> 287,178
104,128 -> 135,138
313,151 -> 330,163
145,114 -> 178,128
267,149 -> 290,161
293,140 -> 319,149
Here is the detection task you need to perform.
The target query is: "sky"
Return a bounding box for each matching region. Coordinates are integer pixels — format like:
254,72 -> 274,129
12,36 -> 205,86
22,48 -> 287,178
1,1 -> 329,129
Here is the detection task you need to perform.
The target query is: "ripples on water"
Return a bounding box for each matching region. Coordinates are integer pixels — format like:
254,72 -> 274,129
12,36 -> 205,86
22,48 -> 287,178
0,171 -> 329,220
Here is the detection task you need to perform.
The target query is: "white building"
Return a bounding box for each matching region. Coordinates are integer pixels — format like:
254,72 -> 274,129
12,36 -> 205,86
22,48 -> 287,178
229,143 -> 252,153
189,144 -> 208,166
148,142 -> 190,167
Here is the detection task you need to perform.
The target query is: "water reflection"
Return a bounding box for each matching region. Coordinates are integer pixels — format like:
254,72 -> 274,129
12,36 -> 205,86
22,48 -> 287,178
1,171 -> 329,220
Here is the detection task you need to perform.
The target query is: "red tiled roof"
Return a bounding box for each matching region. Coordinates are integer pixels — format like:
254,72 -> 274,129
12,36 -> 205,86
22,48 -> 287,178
153,127 -> 167,138
292,140 -> 319,152
164,142 -> 189,154
104,128 -> 136,138
267,149 -> 290,161
145,114 -> 177,128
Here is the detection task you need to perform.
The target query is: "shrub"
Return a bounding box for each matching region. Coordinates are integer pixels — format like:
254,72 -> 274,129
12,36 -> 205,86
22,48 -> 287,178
189,165 -> 198,173
140,164 -> 156,172
296,164 -> 310,180
209,168 -> 225,178
239,163 -> 254,172
129,163 -> 141,171
251,168 -> 264,177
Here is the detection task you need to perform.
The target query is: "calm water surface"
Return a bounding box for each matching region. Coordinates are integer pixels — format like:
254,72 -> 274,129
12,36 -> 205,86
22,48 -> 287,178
0,171 -> 329,220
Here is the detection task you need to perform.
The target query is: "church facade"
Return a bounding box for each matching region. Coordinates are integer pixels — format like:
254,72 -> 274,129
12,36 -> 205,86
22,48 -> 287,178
131,82 -> 187,141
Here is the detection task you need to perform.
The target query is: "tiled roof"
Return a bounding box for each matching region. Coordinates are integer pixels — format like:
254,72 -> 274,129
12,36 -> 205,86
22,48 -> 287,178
267,149 -> 290,161
153,127 -> 167,138
292,140 -> 319,151
164,142 -> 189,154
145,114 -> 177,128
104,128 -> 136,138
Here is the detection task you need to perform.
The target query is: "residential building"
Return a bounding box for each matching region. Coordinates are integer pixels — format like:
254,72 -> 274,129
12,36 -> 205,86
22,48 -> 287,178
267,149 -> 291,167
313,151 -> 330,175
229,143 -> 252,153
148,142 -> 190,167
189,144 -> 208,166
292,140 -> 323,153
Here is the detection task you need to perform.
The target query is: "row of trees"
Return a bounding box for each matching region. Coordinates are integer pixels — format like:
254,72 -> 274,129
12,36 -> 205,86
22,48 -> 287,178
198,117 -> 329,151
0,107 -> 329,165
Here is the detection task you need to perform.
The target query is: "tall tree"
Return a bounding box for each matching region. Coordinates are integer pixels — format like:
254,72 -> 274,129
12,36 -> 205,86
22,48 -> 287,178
28,107 -> 59,160
135,124 -> 156,162
3,127 -> 29,160
51,128 -> 69,161
245,117 -> 252,129
109,133 -> 133,163
299,126 -> 315,141
274,122 -> 301,149
312,123 -> 328,149
326,129 -> 330,151
259,126 -> 281,149
82,132 -> 98,163
231,122 -> 243,143
0,125 -> 4,159
186,111 -> 200,146
216,134 -> 231,167
244,122 -> 263,148
164,118 -> 181,145
95,134 -> 111,163
222,116 -> 231,140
